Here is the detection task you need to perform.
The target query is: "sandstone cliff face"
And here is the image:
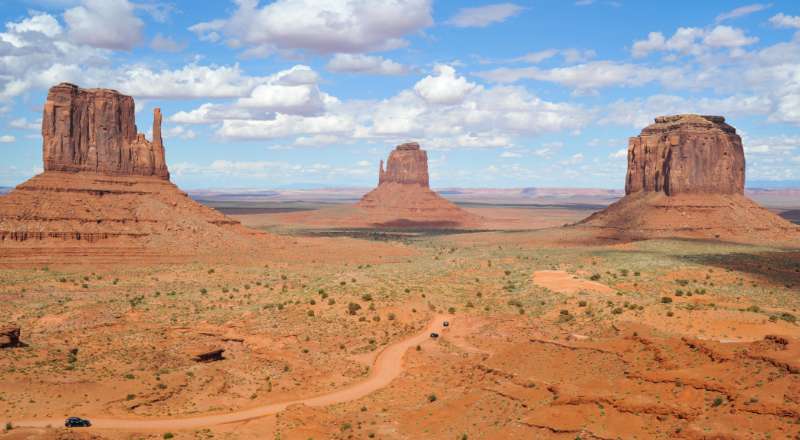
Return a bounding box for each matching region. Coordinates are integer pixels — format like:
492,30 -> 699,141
378,142 -> 429,187
625,115 -> 744,196
42,83 -> 169,179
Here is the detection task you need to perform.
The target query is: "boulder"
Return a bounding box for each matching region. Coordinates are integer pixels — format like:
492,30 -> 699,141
0,325 -> 21,348
625,115 -> 744,196
42,83 -> 169,179
193,348 -> 225,362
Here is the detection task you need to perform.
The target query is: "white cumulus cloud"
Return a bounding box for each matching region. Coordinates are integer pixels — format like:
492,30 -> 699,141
190,0 -> 433,54
64,0 -> 143,50
414,64 -> 477,105
446,3 -> 524,28
326,53 -> 408,75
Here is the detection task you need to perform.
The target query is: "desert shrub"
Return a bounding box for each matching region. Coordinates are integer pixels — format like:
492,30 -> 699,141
507,299 -> 522,307
466,301 -> 474,308
199,288 -> 207,294
307,310 -> 315,317
207,269 -> 215,274
667,311 -> 674,317
5,422 -> 12,431
340,423 -> 352,431
620,269 -> 629,276
388,313 -> 396,320
373,315 -> 380,322
309,299 -> 316,305
428,394 -> 437,402
328,298 -> 335,305
361,293 -> 372,301
348,303 -> 362,315
448,307 -> 456,314
779,312 -> 796,323
163,433 -> 174,439
590,274 -> 601,281
504,270 -> 511,276
675,289 -> 684,296
578,300 -> 587,307
126,394 -> 135,401
612,307 -> 624,315
712,397 -> 724,407
661,297 -> 673,304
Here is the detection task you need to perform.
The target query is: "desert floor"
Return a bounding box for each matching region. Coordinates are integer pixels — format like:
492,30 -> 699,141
2,204 -> 800,440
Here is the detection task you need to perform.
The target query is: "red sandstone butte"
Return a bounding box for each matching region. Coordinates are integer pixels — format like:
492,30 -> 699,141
625,115 -> 744,196
578,114 -> 798,242
43,83 -> 169,179
356,142 -> 481,228
378,142 -> 430,187
0,83 -> 265,264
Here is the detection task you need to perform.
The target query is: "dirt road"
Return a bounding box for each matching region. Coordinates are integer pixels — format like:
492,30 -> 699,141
14,314 -> 447,431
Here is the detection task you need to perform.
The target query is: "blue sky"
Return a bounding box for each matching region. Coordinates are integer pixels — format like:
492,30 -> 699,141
1,0 -> 800,189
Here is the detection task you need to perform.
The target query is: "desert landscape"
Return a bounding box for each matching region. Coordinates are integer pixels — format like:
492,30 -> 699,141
2,2 -> 800,440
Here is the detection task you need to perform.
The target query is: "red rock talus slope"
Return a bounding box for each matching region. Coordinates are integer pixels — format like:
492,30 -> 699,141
578,114 -> 799,242
0,83 -> 263,263
356,143 -> 481,228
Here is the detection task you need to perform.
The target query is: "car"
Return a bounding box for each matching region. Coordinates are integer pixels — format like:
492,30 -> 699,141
442,321 -> 450,327
65,417 -> 91,427
430,332 -> 439,338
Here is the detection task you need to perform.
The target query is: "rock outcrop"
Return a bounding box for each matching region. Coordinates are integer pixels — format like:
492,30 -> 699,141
578,115 -> 799,243
43,83 -> 169,179
0,83 -> 267,264
0,325 -> 22,348
355,142 -> 481,228
625,115 -> 744,196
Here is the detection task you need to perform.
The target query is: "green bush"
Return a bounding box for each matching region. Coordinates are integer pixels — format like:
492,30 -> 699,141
661,296 -> 673,304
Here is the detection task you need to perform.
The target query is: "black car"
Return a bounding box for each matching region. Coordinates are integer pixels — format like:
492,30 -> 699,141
442,321 -> 450,327
65,417 -> 91,427
430,332 -> 439,338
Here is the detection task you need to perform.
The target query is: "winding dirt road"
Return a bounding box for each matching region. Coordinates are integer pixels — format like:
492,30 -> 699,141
15,314 -> 447,431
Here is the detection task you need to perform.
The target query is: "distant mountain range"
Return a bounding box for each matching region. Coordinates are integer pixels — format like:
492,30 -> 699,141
188,186 -> 800,211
